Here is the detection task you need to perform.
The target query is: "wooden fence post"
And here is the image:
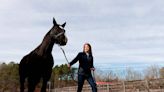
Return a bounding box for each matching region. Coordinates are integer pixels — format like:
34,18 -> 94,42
136,89 -> 139,92
122,81 -> 125,92
48,81 -> 51,92
145,80 -> 150,92
107,84 -> 109,92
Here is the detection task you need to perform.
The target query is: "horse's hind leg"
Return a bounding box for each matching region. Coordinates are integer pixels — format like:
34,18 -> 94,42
20,75 -> 25,92
41,79 -> 48,92
19,66 -> 26,92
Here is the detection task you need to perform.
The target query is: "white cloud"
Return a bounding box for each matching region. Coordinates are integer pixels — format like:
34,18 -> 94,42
0,0 -> 164,67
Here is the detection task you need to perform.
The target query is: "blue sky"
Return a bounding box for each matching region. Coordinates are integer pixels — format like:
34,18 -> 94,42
0,0 -> 164,68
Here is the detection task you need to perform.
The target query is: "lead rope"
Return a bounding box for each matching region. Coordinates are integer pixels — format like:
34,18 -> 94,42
58,45 -> 77,83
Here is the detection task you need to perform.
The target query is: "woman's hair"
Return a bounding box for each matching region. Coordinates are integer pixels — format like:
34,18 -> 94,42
83,43 -> 92,55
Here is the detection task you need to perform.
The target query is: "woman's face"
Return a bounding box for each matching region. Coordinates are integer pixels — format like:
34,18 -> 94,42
84,44 -> 90,53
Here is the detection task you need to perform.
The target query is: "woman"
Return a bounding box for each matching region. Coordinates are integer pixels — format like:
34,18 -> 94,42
68,43 -> 97,92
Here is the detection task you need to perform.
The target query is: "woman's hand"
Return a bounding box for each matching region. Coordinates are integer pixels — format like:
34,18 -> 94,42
90,68 -> 95,71
67,64 -> 71,68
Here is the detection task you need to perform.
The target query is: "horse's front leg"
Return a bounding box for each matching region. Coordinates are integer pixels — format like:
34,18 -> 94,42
41,79 -> 48,92
41,69 -> 52,92
28,76 -> 40,92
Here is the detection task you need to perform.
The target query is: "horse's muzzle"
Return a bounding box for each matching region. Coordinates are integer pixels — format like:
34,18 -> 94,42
60,37 -> 67,46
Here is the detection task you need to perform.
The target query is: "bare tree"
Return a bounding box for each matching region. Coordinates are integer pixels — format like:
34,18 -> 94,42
125,67 -> 142,81
160,67 -> 164,78
144,65 -> 160,79
95,68 -> 120,82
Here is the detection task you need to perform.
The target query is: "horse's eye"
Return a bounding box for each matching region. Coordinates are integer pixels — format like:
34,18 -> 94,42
63,30 -> 65,33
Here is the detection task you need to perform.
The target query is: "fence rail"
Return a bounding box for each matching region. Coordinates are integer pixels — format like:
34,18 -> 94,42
52,78 -> 164,92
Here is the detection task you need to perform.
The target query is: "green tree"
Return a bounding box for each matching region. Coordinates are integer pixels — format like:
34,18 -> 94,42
51,64 -> 77,88
0,62 -> 19,91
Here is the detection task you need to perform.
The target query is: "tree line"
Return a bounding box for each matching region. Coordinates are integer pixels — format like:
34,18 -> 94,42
0,62 -> 77,91
96,64 -> 164,82
0,62 -> 164,91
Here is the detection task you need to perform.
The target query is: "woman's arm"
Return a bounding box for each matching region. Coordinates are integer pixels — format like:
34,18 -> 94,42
69,53 -> 80,66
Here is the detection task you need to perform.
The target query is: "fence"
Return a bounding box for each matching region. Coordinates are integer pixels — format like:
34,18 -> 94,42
52,78 -> 164,92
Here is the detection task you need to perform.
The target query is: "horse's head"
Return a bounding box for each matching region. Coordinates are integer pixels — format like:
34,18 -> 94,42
49,18 -> 68,46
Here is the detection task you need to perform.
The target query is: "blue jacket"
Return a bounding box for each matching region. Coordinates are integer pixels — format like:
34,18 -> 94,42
70,52 -> 94,75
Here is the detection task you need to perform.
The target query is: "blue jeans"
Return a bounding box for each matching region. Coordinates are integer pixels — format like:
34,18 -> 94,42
77,74 -> 97,92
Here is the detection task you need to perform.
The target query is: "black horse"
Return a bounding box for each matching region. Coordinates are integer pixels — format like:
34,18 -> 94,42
19,18 -> 67,92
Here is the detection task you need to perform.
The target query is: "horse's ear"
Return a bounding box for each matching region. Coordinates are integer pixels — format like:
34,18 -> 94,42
61,22 -> 66,28
53,18 -> 57,25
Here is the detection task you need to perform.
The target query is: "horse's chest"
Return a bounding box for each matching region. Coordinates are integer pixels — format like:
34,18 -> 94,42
26,54 -> 54,68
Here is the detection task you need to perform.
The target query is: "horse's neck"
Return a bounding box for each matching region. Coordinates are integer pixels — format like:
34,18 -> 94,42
35,34 -> 54,56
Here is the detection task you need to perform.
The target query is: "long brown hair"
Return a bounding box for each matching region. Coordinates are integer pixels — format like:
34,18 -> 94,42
83,43 -> 92,56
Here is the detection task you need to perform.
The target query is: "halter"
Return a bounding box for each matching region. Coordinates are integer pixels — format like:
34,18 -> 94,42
50,25 -> 65,38
54,31 -> 65,38
54,25 -> 66,38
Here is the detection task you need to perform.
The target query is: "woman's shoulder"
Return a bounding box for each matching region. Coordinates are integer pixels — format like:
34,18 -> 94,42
78,52 -> 87,57
78,52 -> 84,55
